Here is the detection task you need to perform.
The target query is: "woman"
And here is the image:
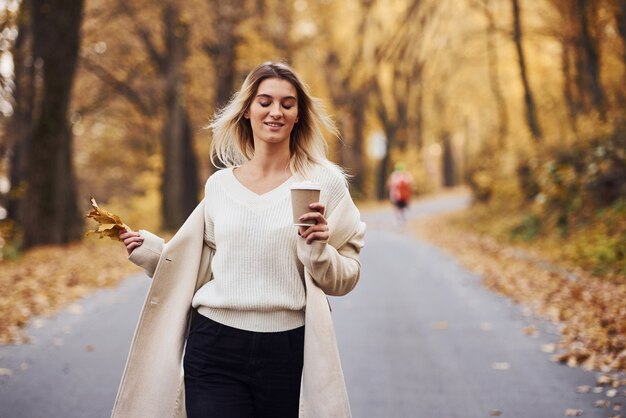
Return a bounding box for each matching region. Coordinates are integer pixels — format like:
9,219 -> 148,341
113,62 -> 366,418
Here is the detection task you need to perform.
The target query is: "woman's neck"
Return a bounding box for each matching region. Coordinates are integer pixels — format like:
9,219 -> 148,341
234,148 -> 292,195
245,143 -> 291,176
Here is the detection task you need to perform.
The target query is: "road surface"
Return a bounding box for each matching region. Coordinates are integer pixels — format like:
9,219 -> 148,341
0,193 -> 612,417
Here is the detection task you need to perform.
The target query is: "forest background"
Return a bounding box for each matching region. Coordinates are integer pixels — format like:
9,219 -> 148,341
0,0 -> 625,350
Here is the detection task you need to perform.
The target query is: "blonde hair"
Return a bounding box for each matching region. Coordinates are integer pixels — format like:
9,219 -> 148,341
208,61 -> 346,182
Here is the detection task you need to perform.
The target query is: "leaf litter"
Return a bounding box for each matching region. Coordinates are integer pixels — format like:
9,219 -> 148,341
413,211 -> 626,418
0,198 -> 141,344
412,214 -> 626,374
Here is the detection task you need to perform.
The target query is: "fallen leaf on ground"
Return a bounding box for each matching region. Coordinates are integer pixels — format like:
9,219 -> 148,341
576,385 -> 591,393
542,343 -> 556,353
492,362 -> 510,370
523,325 -> 538,336
0,368 -> 13,376
480,322 -> 493,331
431,321 -> 448,330
565,409 -> 583,416
595,400 -> 611,408
0,238 -> 140,344
489,409 -> 502,416
67,304 -> 82,315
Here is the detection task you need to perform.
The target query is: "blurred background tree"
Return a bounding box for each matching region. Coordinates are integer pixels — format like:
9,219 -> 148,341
0,0 -> 624,275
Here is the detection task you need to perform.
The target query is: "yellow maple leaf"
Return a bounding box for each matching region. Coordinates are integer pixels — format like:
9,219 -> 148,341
85,197 -> 131,242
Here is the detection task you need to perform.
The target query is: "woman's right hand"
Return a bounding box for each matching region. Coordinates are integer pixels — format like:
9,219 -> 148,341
119,229 -> 144,255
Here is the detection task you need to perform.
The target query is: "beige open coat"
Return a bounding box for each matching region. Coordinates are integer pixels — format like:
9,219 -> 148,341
111,190 -> 366,418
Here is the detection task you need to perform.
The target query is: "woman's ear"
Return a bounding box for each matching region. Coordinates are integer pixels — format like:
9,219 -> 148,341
244,110 -> 250,119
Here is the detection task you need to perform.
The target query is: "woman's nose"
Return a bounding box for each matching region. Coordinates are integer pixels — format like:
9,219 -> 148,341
269,104 -> 282,118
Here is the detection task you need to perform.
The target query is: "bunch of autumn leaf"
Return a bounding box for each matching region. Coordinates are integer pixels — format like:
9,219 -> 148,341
85,197 -> 130,242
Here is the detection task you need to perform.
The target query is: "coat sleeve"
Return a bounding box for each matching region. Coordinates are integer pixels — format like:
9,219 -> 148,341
127,229 -> 165,278
297,221 -> 366,297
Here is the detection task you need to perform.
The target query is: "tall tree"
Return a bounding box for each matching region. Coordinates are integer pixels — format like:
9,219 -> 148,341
511,0 -> 542,141
482,0 -> 508,148
21,0 -> 84,248
574,0 -> 605,115
441,131 -> 456,187
319,0 -> 375,195
615,0 -> 626,70
84,1 -> 200,230
204,0 -> 246,110
159,4 -> 199,230
550,0 -> 606,121
373,63 -> 413,199
372,0 -> 429,199
5,0 -> 34,223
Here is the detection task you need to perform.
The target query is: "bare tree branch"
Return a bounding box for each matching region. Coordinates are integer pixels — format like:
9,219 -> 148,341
81,57 -> 156,116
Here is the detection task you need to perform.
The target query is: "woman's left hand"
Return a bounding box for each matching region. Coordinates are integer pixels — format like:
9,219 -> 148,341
298,202 -> 329,244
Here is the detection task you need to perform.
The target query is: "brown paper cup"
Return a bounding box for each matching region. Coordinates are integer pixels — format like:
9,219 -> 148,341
290,182 -> 321,226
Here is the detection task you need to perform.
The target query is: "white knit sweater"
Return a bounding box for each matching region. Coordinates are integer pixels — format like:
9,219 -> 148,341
191,165 -> 347,332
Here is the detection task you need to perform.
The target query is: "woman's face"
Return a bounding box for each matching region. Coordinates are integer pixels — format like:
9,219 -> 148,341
244,77 -> 299,148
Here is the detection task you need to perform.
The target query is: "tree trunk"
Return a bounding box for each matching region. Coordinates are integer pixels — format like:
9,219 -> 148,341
350,93 -> 366,193
376,124 -> 397,201
616,0 -> 626,69
21,0 -> 84,249
160,5 -> 199,230
576,0 -> 604,116
561,40 -> 579,132
7,0 -> 35,223
206,0 -> 244,110
511,0 -> 542,142
441,132 -> 456,187
483,0 -> 508,148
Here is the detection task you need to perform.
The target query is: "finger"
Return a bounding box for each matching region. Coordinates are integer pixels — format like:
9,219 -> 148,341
299,212 -> 327,225
299,221 -> 328,234
306,231 -> 330,244
120,231 -> 139,240
126,241 -> 142,255
300,224 -> 329,239
308,202 -> 325,213
123,237 -> 143,248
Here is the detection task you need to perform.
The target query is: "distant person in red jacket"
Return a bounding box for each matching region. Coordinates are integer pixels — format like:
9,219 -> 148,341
387,163 -> 413,226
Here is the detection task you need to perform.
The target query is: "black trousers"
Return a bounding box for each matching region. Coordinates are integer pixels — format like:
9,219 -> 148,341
183,313 -> 305,418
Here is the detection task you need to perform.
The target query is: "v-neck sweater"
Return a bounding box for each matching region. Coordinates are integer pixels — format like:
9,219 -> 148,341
192,166 -> 346,332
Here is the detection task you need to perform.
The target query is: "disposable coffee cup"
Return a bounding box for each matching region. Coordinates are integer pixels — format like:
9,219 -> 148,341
290,182 -> 321,226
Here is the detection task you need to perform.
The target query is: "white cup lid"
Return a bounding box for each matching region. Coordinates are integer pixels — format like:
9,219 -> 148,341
290,181 -> 321,190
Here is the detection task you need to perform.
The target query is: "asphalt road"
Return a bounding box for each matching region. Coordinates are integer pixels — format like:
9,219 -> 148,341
0,193 -> 613,417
